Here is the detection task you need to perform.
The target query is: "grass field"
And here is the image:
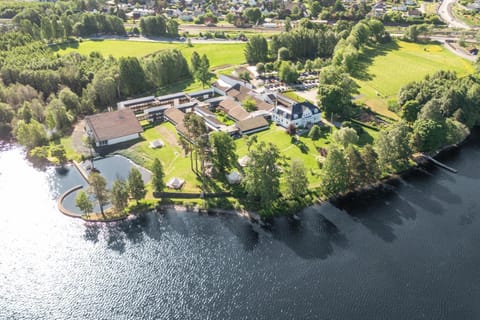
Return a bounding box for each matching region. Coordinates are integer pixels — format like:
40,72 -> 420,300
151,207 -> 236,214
353,40 -> 474,118
53,39 -> 246,69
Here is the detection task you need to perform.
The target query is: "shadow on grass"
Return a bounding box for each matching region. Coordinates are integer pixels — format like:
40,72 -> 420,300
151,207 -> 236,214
352,41 -> 400,82
357,130 -> 374,146
50,40 -> 80,52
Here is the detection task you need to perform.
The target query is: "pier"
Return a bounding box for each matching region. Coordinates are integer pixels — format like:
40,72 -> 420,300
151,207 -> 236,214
420,153 -> 458,173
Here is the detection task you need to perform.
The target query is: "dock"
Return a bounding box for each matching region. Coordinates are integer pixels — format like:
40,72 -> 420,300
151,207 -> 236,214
420,154 -> 458,174
72,160 -> 90,182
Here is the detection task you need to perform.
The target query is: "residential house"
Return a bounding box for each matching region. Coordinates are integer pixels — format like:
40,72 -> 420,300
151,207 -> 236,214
271,94 -> 321,129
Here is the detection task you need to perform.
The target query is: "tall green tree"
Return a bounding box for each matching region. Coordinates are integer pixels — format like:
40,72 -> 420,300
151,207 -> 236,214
110,178 -> 129,213
410,119 -> 446,153
243,142 -> 281,209
88,172 -> 109,215
151,158 -> 165,195
320,145 -> 349,197
50,144 -> 67,166
118,57 -> 147,97
128,167 -> 146,204
374,122 -> 412,173
285,159 -> 308,199
244,34 -> 268,64
76,190 -> 93,215
209,131 -> 237,176
345,145 -> 366,189
361,144 -> 381,184
333,127 -> 359,148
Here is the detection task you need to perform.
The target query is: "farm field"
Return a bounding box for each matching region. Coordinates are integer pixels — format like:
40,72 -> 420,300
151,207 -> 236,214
353,40 -> 474,118
53,40 -> 246,68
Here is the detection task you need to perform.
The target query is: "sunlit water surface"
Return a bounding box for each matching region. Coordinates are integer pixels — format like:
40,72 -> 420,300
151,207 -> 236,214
1,134 -> 480,319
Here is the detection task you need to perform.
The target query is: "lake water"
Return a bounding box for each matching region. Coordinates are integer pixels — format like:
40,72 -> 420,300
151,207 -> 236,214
1,132 -> 480,320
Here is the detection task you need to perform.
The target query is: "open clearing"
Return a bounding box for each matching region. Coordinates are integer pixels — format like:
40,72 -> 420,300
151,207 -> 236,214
354,40 -> 474,118
53,39 -> 246,68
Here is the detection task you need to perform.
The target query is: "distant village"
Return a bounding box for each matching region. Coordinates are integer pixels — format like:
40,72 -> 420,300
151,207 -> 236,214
85,74 -> 321,148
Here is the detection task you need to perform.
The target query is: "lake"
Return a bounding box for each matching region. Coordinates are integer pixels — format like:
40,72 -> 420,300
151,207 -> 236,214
0,132 -> 479,319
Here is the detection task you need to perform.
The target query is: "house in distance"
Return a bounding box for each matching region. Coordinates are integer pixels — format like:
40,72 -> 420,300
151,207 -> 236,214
84,109 -> 143,148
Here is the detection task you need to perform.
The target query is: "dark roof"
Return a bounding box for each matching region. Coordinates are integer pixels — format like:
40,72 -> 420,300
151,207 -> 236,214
157,92 -> 188,102
164,108 -> 186,125
85,109 -> 143,142
236,116 -> 269,133
117,96 -> 156,108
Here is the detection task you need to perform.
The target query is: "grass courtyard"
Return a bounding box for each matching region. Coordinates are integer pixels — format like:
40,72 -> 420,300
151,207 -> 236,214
112,121 -> 377,194
353,40 -> 474,118
53,40 -> 246,69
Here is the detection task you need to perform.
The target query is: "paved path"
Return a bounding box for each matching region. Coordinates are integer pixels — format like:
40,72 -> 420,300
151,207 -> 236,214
438,0 -> 472,29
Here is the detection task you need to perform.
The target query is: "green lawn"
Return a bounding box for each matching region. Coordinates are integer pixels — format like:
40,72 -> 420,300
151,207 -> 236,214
236,124 -> 332,189
53,40 -> 246,69
353,40 -> 474,118
116,122 -> 204,193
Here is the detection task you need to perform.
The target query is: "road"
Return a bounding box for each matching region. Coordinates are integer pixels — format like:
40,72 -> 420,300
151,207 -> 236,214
438,0 -> 472,29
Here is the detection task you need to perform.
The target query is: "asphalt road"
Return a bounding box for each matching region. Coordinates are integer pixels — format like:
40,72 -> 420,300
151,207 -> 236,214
438,0 -> 472,29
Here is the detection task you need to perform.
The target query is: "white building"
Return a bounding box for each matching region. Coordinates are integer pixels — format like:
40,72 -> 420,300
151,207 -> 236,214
271,94 -> 321,129
85,109 -> 143,147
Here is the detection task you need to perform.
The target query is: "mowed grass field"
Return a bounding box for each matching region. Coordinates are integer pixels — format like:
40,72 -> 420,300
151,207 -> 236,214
54,39 -> 246,69
354,40 -> 474,118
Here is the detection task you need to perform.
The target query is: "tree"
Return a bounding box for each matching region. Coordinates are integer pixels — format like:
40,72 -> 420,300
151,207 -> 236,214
190,51 -> 201,73
320,145 -> 349,197
195,54 -> 211,88
242,97 -> 257,112
45,99 -> 71,133
13,120 -> 47,149
243,7 -> 262,24
445,118 -> 469,145
76,190 -> 93,215
361,144 -> 381,184
345,145 -> 367,189
58,87 -> 80,113
50,144 -> 67,166
277,47 -> 290,61
278,61 -> 299,83
287,123 -> 297,136
128,167 -> 146,204
151,158 -> 165,195
243,142 -> 281,209
256,62 -> 265,75
410,119 -> 446,153
239,71 -> 251,83
110,178 -> 129,213
209,131 -> 237,176
285,159 -> 308,198
317,84 -> 352,118
244,35 -> 268,64
0,102 -> 15,137
88,172 -> 109,215
374,122 -> 412,173
118,57 -> 147,97
333,127 -> 359,148
401,100 -> 421,123
284,17 -> 292,32
308,124 -> 322,140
